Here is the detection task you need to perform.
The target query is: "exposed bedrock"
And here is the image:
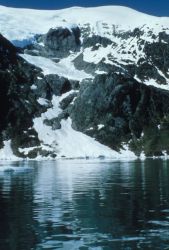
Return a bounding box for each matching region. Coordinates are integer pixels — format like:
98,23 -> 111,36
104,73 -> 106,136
25,26 -> 81,58
70,73 -> 169,156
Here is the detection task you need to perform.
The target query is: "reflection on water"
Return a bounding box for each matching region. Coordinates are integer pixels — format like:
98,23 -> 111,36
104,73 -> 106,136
0,159 -> 169,249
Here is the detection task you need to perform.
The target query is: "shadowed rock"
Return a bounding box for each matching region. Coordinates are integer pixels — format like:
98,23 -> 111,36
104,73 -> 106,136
44,26 -> 81,57
70,73 -> 169,156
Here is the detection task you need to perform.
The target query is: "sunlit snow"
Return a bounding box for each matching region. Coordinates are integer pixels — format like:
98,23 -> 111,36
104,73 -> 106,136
20,54 -> 91,81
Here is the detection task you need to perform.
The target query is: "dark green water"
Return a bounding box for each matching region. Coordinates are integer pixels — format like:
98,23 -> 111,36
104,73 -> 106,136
0,159 -> 169,250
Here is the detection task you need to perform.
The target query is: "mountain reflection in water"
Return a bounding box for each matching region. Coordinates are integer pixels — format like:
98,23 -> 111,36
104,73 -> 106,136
0,159 -> 168,250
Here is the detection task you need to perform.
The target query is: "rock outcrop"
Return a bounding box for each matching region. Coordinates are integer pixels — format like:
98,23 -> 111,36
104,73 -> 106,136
0,34 -> 49,156
25,26 -> 81,58
0,34 -> 82,158
70,73 -> 169,156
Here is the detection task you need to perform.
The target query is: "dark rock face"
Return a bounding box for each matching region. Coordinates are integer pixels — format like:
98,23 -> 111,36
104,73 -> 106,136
33,75 -> 80,107
43,26 -> 81,57
35,74 -> 72,99
83,35 -> 112,49
144,41 -> 169,74
0,34 -> 46,156
59,92 -> 77,110
0,34 -> 18,68
70,73 -> 169,156
24,26 -> 81,58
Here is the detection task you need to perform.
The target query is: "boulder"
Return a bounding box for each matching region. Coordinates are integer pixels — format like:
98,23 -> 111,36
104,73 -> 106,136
44,117 -> 61,130
35,74 -> 72,99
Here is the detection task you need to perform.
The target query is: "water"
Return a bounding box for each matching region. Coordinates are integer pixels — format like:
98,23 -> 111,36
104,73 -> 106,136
0,159 -> 169,250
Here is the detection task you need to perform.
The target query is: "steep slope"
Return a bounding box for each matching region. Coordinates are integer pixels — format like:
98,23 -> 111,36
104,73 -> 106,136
0,34 -> 43,158
0,33 -> 134,159
70,74 -> 169,157
1,5 -> 169,159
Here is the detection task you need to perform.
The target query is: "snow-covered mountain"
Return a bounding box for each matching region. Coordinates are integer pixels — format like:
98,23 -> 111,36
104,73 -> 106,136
1,5 -> 169,42
0,5 -> 169,159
